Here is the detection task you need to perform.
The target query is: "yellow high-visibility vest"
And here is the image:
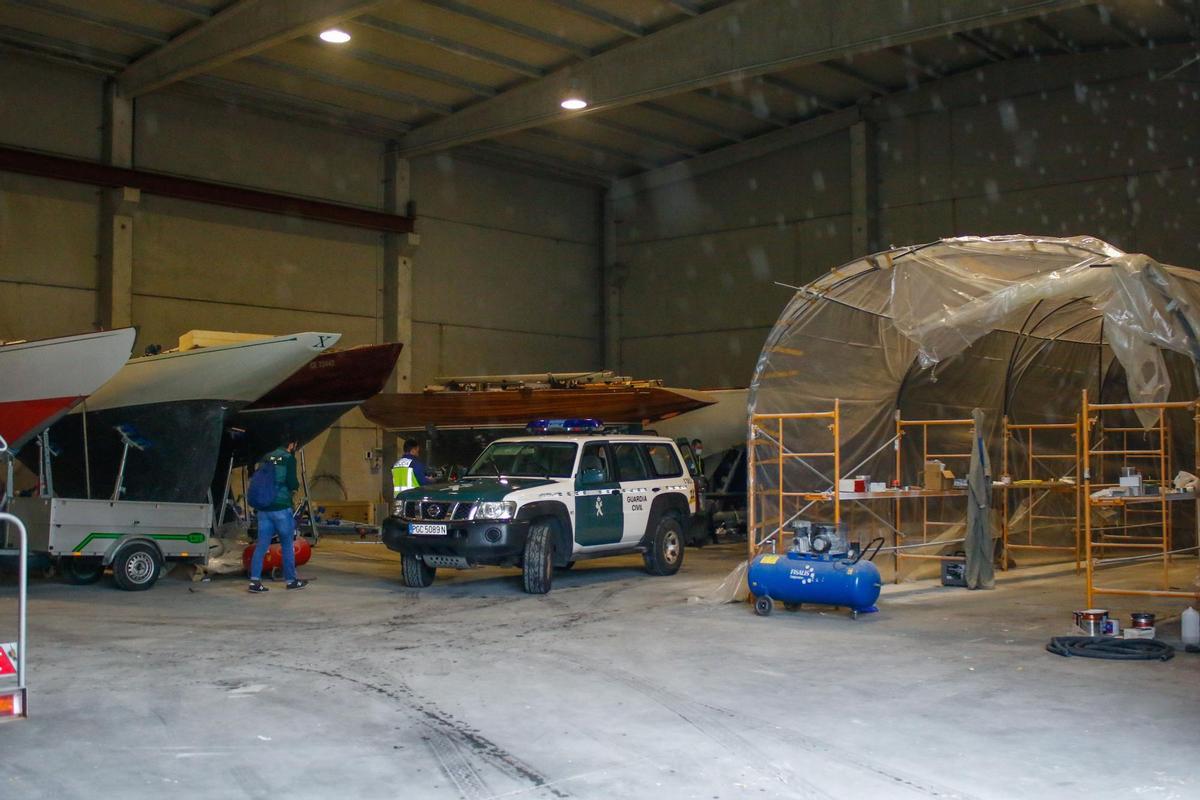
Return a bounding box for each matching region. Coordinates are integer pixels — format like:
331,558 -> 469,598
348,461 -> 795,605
392,456 -> 420,497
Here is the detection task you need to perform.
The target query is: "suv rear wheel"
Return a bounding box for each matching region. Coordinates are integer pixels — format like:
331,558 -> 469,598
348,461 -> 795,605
522,520 -> 555,594
644,515 -> 685,576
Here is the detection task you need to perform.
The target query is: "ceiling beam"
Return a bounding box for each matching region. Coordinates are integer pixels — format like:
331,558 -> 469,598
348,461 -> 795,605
698,88 -> 790,128
611,106 -> 860,200
1088,4 -> 1145,47
1024,17 -> 1081,53
665,1 -> 702,15
541,1 -> 645,39
0,144 -> 415,233
820,61 -> 890,96
419,0 -> 593,59
357,15 -> 545,78
585,119 -> 700,156
150,0 -> 213,19
298,38 -> 498,96
641,102 -> 746,143
10,0 -> 168,44
399,0 -> 1098,156
117,0 -> 389,97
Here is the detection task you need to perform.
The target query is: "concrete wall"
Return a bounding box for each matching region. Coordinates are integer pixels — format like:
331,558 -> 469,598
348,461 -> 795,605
613,47 -> 1200,390
0,51 -> 601,500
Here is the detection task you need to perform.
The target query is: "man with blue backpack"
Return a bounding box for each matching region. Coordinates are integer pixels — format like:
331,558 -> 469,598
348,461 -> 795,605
247,434 -> 307,593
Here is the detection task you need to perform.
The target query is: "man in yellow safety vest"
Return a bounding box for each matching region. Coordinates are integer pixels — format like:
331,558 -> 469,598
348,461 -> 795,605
392,438 -> 427,498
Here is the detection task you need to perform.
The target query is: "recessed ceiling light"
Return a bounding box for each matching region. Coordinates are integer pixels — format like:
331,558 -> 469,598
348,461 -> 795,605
319,28 -> 351,44
560,97 -> 588,110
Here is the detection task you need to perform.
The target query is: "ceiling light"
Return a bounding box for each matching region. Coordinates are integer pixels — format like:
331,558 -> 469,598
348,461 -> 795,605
560,97 -> 587,110
319,28 -> 351,44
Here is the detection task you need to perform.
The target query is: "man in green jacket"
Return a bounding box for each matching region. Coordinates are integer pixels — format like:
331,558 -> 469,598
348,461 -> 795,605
248,435 -> 308,593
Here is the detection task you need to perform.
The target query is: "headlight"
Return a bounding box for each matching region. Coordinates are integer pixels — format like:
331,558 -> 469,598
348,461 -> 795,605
471,501 -> 516,520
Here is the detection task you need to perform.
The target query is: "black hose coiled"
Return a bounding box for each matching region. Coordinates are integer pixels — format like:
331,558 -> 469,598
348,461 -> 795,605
1046,636 -> 1175,661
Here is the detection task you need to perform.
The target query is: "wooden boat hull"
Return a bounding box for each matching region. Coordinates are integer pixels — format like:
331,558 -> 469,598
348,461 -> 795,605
361,385 -> 717,430
221,343 -> 403,468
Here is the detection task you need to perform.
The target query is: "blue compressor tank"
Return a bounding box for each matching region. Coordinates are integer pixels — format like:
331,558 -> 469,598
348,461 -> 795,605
747,551 -> 882,618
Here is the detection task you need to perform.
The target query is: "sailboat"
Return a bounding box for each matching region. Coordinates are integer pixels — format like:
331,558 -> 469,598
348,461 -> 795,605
25,332 -> 340,503
220,342 -> 403,467
0,328 -> 136,452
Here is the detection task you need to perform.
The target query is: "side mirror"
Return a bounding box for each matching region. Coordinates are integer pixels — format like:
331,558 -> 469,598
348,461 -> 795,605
578,467 -> 606,485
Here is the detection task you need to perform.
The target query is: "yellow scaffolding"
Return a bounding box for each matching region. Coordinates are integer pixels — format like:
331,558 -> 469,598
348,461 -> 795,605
890,415 -> 973,578
747,401 -> 840,558
1081,391 -> 1200,606
998,416 -> 1082,571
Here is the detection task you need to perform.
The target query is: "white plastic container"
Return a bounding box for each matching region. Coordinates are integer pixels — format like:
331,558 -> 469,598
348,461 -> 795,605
1182,606 -> 1200,646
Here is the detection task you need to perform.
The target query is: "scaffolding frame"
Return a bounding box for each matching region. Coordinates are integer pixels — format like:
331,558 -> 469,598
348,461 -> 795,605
1082,391 -> 1200,606
999,416 -> 1082,571
747,402 -> 840,558
891,415 -> 973,577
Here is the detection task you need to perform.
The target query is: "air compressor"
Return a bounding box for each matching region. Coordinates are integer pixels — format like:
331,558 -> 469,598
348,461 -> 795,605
747,521 -> 883,619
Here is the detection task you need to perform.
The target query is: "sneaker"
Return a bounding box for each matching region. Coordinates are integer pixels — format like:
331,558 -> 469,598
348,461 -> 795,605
286,579 -> 309,590
248,581 -> 268,593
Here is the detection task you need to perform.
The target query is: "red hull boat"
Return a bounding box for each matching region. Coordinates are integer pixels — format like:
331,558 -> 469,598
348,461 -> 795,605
0,328 -> 136,451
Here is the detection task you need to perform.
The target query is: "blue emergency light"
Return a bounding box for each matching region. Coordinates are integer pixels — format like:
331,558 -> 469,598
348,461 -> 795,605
526,418 -> 603,434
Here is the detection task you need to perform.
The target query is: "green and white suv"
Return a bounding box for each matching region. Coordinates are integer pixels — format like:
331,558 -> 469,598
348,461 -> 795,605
381,433 -> 696,593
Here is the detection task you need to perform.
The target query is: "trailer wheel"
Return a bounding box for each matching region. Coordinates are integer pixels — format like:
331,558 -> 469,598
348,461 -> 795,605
61,557 -> 105,585
401,555 -> 436,588
112,543 -> 162,591
754,595 -> 774,616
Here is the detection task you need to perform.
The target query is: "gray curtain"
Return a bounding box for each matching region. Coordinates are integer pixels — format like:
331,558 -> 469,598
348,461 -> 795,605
965,407 -> 995,589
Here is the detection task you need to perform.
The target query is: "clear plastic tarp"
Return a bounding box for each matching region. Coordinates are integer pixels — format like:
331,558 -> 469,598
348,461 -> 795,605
748,236 -> 1200,580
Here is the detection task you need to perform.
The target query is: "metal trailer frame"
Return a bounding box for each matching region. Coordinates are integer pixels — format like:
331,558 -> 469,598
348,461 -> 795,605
6,496 -> 212,590
0,511 -> 28,721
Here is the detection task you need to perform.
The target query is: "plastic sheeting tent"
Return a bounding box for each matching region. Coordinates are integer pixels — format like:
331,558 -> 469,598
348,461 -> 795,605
748,235 -> 1200,579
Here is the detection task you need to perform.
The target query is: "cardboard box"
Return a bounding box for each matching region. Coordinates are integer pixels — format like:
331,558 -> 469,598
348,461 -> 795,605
923,461 -> 955,491
178,330 -> 273,351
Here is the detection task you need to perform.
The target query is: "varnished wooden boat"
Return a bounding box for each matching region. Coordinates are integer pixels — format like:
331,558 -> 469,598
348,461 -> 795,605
361,376 -> 716,429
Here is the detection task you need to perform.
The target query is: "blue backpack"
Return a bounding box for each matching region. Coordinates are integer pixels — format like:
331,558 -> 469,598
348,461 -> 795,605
247,458 -> 278,510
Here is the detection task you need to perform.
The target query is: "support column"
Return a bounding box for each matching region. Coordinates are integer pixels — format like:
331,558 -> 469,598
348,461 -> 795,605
601,188 -> 623,372
98,81 -> 136,330
849,120 -> 878,256
380,143 -> 419,501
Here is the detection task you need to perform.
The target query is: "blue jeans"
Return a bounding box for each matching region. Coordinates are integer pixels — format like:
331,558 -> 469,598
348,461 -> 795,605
251,509 -> 296,582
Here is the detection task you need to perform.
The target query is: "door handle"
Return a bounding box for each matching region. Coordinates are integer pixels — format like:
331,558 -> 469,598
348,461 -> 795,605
610,489 -> 621,495
652,488 -> 661,493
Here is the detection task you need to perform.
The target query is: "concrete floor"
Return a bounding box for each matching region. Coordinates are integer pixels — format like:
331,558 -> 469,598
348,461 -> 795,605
1,541 -> 1197,800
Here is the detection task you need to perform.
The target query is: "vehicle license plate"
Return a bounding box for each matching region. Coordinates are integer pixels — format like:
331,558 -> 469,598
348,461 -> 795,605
410,523 -> 448,536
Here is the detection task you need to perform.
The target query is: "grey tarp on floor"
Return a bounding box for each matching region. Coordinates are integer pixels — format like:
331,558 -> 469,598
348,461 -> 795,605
747,236 -> 1200,578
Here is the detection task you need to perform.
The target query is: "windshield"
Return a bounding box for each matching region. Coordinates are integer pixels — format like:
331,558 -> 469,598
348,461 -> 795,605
466,441 -> 578,478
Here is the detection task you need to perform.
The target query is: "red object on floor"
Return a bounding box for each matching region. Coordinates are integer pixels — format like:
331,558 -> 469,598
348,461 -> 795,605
243,536 -> 312,577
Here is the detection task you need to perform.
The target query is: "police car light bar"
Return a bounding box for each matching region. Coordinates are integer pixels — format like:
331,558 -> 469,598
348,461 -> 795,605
527,418 -> 603,434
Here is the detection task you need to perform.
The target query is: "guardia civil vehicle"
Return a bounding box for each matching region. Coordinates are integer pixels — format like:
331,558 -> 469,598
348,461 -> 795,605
381,420 -> 696,593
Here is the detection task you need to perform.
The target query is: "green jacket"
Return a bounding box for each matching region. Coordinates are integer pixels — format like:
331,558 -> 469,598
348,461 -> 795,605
262,448 -> 300,512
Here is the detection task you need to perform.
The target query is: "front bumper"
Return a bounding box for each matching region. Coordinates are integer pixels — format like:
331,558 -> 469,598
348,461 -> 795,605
381,517 -> 531,567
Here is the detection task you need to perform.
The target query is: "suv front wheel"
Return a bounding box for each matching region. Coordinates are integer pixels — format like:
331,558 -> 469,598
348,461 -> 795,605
644,515 -> 685,576
401,554 -> 436,588
522,520 -> 555,594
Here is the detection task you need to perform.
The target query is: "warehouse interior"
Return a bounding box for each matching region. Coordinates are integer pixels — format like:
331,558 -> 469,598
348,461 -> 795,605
1,1 -> 1199,798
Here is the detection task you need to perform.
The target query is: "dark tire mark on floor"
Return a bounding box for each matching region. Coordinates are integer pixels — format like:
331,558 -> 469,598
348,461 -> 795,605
281,664 -> 568,798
